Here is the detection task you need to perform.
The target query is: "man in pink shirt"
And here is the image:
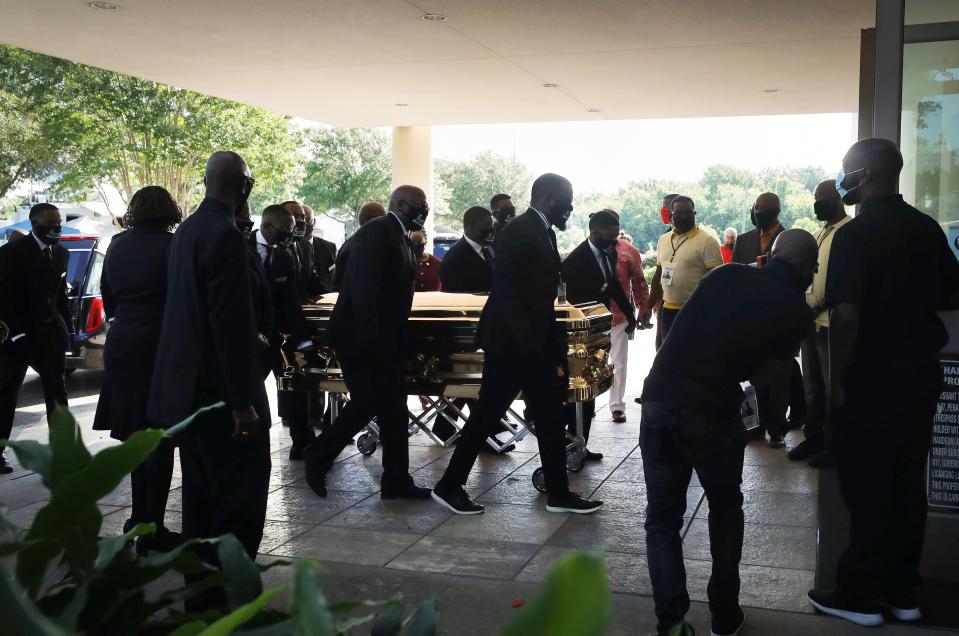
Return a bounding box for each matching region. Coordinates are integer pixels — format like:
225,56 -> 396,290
610,227 -> 650,423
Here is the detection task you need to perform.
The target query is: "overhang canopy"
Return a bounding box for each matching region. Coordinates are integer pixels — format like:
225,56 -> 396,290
0,0 -> 874,126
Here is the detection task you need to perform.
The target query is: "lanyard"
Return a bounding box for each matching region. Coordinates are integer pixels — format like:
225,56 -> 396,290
816,225 -> 835,250
668,233 -> 691,263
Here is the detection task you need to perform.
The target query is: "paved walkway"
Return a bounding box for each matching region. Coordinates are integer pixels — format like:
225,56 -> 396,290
2,330 -> 954,634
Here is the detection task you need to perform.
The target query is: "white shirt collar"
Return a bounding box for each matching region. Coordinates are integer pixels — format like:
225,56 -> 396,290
587,238 -> 603,257
31,232 -> 49,252
529,207 -> 551,229
255,230 -> 270,247
389,211 -> 411,237
463,234 -> 485,256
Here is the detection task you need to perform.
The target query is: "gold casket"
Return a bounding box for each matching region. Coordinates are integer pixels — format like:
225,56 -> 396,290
281,291 -> 614,403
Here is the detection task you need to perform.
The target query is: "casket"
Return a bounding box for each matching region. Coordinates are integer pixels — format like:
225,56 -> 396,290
281,291 -> 614,403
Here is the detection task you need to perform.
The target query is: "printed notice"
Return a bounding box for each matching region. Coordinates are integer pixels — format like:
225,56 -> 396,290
930,359 -> 959,513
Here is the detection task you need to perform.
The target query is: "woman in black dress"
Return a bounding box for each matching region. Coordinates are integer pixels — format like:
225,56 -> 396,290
93,186 -> 181,552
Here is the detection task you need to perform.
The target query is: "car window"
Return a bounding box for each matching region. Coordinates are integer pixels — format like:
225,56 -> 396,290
85,251 -> 105,296
66,249 -> 92,295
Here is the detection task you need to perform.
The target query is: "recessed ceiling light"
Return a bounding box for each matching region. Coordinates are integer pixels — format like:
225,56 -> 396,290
542,83 -> 559,88
89,2 -> 119,9
587,108 -> 601,113
395,103 -> 409,107
763,88 -> 781,93
422,14 -> 447,22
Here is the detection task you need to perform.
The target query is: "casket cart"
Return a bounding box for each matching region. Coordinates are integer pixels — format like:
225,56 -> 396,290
281,292 -> 614,492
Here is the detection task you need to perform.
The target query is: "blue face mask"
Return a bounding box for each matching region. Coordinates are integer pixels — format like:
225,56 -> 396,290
836,168 -> 865,203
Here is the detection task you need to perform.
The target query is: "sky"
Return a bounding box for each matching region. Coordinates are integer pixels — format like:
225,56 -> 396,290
432,113 -> 859,193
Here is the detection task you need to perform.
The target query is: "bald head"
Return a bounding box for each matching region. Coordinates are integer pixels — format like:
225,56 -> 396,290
839,137 -> 903,205
388,186 -> 426,212
752,192 -> 781,231
389,186 -> 429,230
357,201 -> 386,226
530,173 -> 574,230
204,151 -> 252,210
770,228 -> 818,287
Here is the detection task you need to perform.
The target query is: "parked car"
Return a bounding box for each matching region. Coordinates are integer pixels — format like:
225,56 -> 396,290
61,234 -> 113,371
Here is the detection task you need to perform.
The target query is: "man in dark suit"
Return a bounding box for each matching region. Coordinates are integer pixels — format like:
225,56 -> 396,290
440,206 -> 495,293
332,201 -> 386,292
304,186 -> 431,499
303,204 -> 337,296
0,203 -> 71,475
147,151 -> 270,565
490,193 -> 516,242
251,204 -> 315,459
731,192 -> 783,266
562,209 -> 637,459
431,174 -> 604,515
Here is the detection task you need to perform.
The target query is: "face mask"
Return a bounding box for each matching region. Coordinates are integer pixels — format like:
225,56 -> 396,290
724,241 -> 735,250
753,209 -> 778,230
672,213 -> 694,234
660,206 -> 671,225
236,176 -> 255,217
236,220 -> 254,239
34,224 -> 62,245
814,199 -> 842,222
275,231 -> 294,247
293,221 -> 307,239
594,236 -> 618,251
480,226 -> 495,245
836,168 -> 865,205
413,244 -> 426,258
406,203 -> 429,230
494,206 -> 516,224
549,199 -> 572,231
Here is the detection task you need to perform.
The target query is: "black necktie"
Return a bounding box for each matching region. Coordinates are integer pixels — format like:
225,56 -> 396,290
264,245 -> 274,271
547,228 -> 563,281
599,250 -> 612,283
481,246 -> 494,268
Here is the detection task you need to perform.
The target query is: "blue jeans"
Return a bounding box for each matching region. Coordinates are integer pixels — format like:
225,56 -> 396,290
640,400 -> 747,632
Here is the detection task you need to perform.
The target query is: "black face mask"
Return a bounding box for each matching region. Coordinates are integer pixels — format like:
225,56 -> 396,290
475,226 -> 495,246
236,220 -> 254,239
275,231 -> 294,247
753,209 -> 779,231
593,236 -> 618,251
293,221 -> 307,239
548,200 -> 572,231
413,244 -> 426,259
34,224 -> 62,245
672,213 -> 695,234
814,199 -> 842,222
493,206 -> 516,224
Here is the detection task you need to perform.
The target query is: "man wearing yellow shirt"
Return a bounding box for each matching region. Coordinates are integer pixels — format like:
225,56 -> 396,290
641,196 -> 723,340
789,180 -> 851,467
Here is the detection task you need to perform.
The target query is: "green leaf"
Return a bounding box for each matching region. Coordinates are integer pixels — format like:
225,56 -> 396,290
47,405 -> 92,488
370,603 -> 404,636
217,533 -> 263,610
235,619 -> 293,636
327,594 -> 402,614
401,599 -> 437,636
196,587 -> 284,636
0,563 -> 71,636
94,522 -> 156,570
290,560 -> 334,636
165,402 -> 225,438
334,613 -> 377,632
499,552 -> 610,636
1,439 -> 52,483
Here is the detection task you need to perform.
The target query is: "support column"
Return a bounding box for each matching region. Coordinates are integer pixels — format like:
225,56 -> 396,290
392,126 -> 434,242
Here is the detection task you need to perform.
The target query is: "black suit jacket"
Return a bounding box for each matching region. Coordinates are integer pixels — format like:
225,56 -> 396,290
331,236 -> 351,292
731,225 -> 783,265
477,209 -> 562,357
440,237 -> 493,293
249,231 -> 309,344
309,236 -> 337,295
328,214 -> 415,356
147,197 -> 260,427
0,233 -> 71,349
562,240 -> 635,324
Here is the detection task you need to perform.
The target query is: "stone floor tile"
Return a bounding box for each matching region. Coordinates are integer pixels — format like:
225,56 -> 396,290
512,455 -> 625,482
410,465 -> 504,497
604,458 -> 645,483
591,480 -> 704,516
547,511 -> 647,555
386,536 -> 540,580
694,491 -> 818,528
258,519 -> 315,554
430,502 -> 568,545
578,436 -> 638,458
269,462 -> 307,488
685,558 -> 815,613
265,487 -> 372,525
477,475 -> 604,506
266,525 -> 419,566
324,497 -> 453,535
683,519 -> 817,571
516,546 -> 654,596
0,473 -> 51,510
740,465 -> 818,495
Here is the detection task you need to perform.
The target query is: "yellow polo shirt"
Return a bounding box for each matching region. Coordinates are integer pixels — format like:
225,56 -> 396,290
657,226 -> 724,309
807,214 -> 851,327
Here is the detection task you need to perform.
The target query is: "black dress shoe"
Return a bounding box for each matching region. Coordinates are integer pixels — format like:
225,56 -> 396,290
787,440 -> 820,461
136,526 -> 185,556
381,479 -> 432,500
807,450 -> 835,468
478,441 -> 516,454
304,447 -> 330,498
545,491 -> 603,514
0,455 -> 13,475
807,588 -> 883,627
431,481 -> 484,515
288,446 -> 305,461
711,605 -> 745,636
584,450 -> 604,462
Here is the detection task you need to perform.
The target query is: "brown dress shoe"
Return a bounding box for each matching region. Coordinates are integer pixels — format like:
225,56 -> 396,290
612,410 -> 627,423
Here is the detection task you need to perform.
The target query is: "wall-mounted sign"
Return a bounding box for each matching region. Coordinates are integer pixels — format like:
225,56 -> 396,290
930,358 -> 959,514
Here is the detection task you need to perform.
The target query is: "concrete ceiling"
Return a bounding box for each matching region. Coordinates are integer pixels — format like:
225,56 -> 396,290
0,0 -> 875,126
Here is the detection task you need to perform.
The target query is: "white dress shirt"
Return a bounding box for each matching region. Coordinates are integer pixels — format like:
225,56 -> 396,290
464,235 -> 486,260
255,229 -> 270,263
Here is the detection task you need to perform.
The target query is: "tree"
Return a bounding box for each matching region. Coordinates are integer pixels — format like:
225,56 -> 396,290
298,127 -> 392,220
434,151 -> 533,228
0,44 -> 302,213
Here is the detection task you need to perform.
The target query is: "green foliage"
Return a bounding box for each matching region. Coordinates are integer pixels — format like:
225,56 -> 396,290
298,127 -> 392,221
500,552 -> 611,636
0,43 -> 302,213
434,151 -> 533,229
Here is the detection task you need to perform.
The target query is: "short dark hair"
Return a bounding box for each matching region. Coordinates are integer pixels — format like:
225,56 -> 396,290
29,202 -> 58,221
262,204 -> 294,225
463,206 -> 492,229
588,209 -> 620,231
490,193 -> 511,208
670,195 -> 695,210
123,186 -> 181,230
